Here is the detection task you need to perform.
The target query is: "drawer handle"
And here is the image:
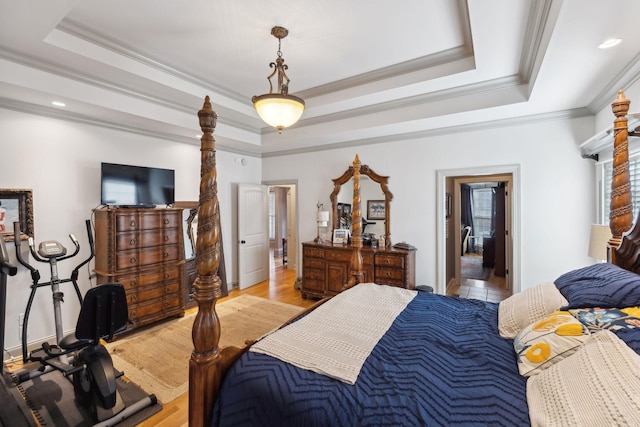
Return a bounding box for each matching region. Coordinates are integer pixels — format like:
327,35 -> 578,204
130,256 -> 137,264
130,238 -> 136,245
130,279 -> 137,287
130,220 -> 136,227
164,235 -> 169,241
386,272 -> 391,277
164,300 -> 170,308
130,310 -> 137,318
165,286 -> 171,293
164,251 -> 169,257
385,259 -> 391,264
132,295 -> 138,302
164,219 -> 170,224
164,272 -> 170,279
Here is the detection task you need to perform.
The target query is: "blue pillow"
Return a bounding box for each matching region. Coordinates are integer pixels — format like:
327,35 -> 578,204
613,328 -> 640,355
554,263 -> 640,309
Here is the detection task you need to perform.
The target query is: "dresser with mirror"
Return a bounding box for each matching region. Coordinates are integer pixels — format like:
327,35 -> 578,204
301,158 -> 416,299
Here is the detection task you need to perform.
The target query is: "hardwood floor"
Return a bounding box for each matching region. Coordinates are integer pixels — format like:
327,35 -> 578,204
138,254 -> 308,427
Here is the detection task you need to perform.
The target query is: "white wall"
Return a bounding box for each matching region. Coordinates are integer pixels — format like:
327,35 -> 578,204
0,108 -> 260,357
263,115 -> 596,293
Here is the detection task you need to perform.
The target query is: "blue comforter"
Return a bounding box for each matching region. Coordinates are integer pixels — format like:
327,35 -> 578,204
212,292 -> 529,426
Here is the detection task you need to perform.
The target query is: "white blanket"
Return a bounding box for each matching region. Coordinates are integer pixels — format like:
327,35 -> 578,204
250,282 -> 417,384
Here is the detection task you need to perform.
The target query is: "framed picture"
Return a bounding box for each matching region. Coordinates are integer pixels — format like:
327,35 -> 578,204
0,188 -> 34,242
367,200 -> 385,220
333,229 -> 348,244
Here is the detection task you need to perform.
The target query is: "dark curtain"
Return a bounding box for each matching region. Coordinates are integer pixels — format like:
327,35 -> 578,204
490,187 -> 497,237
460,184 -> 475,252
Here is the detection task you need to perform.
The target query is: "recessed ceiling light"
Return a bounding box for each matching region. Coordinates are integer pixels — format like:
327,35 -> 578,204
51,101 -> 66,107
598,38 -> 622,49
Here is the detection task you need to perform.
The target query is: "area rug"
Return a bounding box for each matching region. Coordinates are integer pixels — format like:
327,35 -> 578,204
11,368 -> 160,427
461,255 -> 492,281
105,295 -> 304,404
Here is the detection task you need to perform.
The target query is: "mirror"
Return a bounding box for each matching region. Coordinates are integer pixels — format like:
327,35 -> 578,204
330,163 -> 393,247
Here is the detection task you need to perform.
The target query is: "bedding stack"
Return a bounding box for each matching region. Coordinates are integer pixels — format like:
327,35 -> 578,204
498,263 -> 640,426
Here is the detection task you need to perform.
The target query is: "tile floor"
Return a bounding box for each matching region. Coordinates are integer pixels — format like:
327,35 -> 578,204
447,255 -> 510,303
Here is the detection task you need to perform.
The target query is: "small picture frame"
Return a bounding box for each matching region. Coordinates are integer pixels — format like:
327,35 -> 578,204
333,229 -> 348,244
367,200 -> 386,220
1,188 -> 34,242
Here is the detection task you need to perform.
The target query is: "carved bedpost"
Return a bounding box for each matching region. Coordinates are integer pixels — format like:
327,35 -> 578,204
347,155 -> 364,288
189,96 -> 222,427
609,90 -> 633,254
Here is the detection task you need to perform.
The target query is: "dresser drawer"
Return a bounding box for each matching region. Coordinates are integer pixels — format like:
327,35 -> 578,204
115,245 -> 179,270
304,268 -> 325,281
303,279 -> 325,291
115,211 -> 180,232
375,267 -> 405,282
303,247 -> 325,258
326,250 -> 352,262
375,253 -> 405,269
304,257 -> 325,269
113,268 -> 179,291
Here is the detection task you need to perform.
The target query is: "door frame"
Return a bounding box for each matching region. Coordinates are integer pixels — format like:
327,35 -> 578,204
436,165 -> 521,296
264,180 -> 299,275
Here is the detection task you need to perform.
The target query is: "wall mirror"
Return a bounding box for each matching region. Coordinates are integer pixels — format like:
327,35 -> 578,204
330,163 -> 393,246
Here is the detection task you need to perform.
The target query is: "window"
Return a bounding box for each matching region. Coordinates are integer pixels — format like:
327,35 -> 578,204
472,188 -> 494,249
268,191 -> 275,240
601,153 -> 640,225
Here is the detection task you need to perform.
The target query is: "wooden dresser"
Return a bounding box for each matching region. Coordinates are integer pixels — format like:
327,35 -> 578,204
94,207 -> 185,328
301,242 -> 416,299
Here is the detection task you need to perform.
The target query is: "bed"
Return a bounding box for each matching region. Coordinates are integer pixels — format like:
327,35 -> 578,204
187,91 -> 640,426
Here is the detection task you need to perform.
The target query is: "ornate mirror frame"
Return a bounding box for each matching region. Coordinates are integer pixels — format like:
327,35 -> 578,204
330,164 -> 393,247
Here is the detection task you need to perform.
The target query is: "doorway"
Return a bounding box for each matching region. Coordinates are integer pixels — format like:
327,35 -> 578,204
453,179 -> 510,302
267,183 -> 298,274
436,165 -> 520,297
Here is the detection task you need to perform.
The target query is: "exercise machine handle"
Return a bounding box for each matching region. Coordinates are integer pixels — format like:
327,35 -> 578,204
14,221 -> 40,285
70,219 -> 95,284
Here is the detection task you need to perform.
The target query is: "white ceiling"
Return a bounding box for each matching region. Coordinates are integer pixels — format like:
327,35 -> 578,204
2,0 -> 640,156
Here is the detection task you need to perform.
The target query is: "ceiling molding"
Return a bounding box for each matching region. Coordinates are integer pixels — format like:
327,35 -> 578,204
0,96 -> 261,157
262,107 -> 593,158
588,50 -> 640,114
264,74 -> 525,135
0,49 -> 257,134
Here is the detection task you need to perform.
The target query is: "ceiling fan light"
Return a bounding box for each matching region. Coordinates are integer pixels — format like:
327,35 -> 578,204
253,94 -> 305,132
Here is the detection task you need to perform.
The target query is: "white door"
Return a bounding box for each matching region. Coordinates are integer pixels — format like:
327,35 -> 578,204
238,183 -> 269,289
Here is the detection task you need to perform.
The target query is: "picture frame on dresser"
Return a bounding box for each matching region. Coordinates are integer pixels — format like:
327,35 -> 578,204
333,229 -> 348,244
0,188 -> 33,241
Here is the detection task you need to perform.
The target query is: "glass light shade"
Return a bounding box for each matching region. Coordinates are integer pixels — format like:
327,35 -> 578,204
316,210 -> 329,227
253,94 -> 305,131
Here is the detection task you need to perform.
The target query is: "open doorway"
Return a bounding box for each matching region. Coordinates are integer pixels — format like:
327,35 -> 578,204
267,183 -> 298,275
436,165 -> 520,298
453,179 -> 510,302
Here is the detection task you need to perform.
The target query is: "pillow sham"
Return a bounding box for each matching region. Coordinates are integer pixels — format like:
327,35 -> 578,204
513,311 -> 590,377
613,328 -> 640,355
554,263 -> 640,309
527,330 -> 640,427
569,307 -> 640,333
498,282 -> 568,339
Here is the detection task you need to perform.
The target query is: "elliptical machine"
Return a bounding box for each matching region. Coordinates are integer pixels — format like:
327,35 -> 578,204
13,221 -> 156,423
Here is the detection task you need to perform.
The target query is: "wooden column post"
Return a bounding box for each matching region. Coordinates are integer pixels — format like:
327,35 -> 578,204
189,96 -> 222,427
609,90 -> 633,252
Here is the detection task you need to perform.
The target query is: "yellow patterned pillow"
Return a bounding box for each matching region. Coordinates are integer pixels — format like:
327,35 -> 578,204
513,311 -> 590,377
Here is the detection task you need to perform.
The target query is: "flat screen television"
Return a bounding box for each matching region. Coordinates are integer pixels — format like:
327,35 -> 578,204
101,162 -> 175,208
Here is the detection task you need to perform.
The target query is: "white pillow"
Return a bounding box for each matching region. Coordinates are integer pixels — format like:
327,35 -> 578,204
498,282 -> 568,339
527,330 -> 640,427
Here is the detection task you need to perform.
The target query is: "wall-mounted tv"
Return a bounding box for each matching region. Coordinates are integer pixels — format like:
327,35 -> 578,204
101,162 -> 175,208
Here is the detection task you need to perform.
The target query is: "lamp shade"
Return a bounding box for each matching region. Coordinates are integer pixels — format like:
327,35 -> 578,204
253,94 -> 305,131
588,224 -> 612,261
316,210 -> 330,227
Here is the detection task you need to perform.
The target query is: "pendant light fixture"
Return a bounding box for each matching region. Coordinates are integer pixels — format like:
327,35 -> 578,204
252,26 -> 305,133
